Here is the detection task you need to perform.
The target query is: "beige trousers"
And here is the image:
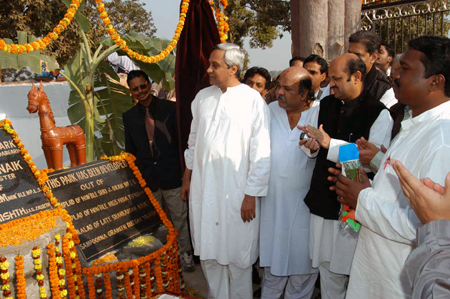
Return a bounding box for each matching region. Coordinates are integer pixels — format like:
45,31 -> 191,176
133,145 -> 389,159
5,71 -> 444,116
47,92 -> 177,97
153,187 -> 192,254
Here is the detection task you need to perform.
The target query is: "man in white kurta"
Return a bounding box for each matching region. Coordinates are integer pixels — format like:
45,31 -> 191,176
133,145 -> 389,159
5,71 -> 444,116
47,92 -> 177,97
182,44 -> 271,299
299,54 -> 393,299
334,36 -> 450,299
260,67 -> 318,299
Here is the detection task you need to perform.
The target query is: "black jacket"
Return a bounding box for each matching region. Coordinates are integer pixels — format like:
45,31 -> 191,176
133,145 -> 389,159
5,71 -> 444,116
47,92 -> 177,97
304,94 -> 387,220
123,98 -> 182,191
363,66 -> 392,103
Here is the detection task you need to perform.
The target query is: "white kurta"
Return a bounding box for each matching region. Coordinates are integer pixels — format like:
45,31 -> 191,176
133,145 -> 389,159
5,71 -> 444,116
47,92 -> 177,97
260,102 -> 319,276
346,100 -> 450,299
301,105 -> 393,275
185,84 -> 271,269
380,87 -> 398,108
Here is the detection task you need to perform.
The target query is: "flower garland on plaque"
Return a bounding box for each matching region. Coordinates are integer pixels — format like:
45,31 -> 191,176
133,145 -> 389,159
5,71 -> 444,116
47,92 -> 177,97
0,119 -> 182,298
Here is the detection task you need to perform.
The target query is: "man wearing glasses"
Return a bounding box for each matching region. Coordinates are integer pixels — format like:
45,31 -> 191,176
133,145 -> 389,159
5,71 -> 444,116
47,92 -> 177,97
123,70 -> 195,272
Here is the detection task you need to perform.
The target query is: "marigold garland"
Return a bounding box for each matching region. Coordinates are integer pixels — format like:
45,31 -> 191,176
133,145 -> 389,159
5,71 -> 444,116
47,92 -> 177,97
144,262 -> 152,297
0,0 -> 82,54
103,273 -> 112,299
87,273 -> 95,299
0,210 -> 64,248
209,0 -> 229,42
0,121 -> 182,298
0,258 -> 12,299
0,119 -> 80,245
116,270 -> 126,299
32,246 -> 48,299
94,274 -> 103,299
54,234 -> 68,299
47,243 -> 61,299
123,270 -> 133,299
1,0 -> 228,64
95,0 -> 189,63
61,236 -> 76,299
14,256 -> 26,299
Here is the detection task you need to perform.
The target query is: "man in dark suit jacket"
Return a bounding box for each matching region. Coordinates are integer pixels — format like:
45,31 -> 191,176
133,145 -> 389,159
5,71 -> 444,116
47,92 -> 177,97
123,70 -> 195,272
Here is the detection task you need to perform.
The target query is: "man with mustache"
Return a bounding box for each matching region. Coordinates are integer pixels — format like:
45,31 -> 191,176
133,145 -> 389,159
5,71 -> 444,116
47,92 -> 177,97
123,70 -> 195,272
298,53 -> 392,299
259,67 -> 318,299
333,36 -> 450,299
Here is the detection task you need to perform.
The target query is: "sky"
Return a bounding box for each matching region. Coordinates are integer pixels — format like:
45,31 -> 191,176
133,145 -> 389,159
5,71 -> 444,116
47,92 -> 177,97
141,0 -> 292,72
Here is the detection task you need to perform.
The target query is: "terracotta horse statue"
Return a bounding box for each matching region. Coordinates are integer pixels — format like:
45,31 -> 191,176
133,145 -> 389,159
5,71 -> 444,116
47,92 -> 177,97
26,82 -> 86,170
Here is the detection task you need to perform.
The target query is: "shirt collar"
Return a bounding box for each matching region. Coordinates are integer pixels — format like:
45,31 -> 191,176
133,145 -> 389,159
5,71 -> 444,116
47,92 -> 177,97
401,100 -> 450,131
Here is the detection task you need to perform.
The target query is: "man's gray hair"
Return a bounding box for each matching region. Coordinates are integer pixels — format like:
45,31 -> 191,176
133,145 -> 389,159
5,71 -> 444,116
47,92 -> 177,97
215,43 -> 247,78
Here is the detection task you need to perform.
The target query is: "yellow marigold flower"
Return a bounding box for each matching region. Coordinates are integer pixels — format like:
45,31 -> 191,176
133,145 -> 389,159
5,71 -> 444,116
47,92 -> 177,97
39,287 -> 46,297
59,279 -> 66,286
59,269 -> 66,276
60,289 -> 68,297
1,272 -> 10,279
1,284 -> 10,291
36,274 -> 44,280
0,261 -> 9,270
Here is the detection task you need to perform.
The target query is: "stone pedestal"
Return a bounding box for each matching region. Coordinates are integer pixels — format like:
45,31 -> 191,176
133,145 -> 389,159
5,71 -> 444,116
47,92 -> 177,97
291,0 -> 361,60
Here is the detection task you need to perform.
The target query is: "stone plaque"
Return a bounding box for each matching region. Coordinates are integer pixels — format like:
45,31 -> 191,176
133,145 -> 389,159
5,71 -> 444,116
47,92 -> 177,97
0,129 -> 52,224
47,160 -> 162,261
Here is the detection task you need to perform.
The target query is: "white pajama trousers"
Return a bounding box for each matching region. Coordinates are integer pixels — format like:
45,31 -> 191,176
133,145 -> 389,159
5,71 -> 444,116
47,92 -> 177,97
200,260 -> 252,299
319,262 -> 348,299
261,267 -> 318,299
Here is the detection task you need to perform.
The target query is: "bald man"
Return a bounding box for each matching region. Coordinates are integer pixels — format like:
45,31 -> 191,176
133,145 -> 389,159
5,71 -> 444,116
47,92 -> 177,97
299,54 -> 393,299
259,67 -> 318,299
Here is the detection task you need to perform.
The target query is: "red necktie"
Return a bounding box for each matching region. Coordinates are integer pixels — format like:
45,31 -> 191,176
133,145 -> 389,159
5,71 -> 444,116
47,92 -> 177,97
145,106 -> 155,155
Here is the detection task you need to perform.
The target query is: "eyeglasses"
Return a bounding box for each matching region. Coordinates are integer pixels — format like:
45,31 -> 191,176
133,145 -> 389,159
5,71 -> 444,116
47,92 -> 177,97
131,84 -> 148,92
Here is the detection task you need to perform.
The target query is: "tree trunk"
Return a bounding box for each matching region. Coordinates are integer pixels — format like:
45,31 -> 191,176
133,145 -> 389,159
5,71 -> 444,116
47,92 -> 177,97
291,0 -> 362,61
345,0 -> 362,52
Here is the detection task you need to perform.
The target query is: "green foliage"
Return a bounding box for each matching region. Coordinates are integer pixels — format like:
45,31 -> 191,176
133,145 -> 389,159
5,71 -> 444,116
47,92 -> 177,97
0,0 -> 156,66
224,0 -> 290,49
64,31 -> 175,160
0,31 -> 57,73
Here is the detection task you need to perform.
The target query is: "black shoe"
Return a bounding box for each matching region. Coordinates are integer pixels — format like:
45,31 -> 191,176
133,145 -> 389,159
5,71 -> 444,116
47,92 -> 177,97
252,265 -> 261,284
253,287 -> 261,298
